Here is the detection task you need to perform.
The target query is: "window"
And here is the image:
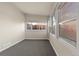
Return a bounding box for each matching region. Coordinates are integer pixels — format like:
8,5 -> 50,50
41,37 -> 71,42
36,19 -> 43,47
27,23 -> 32,30
48,16 -> 53,33
27,22 -> 47,30
58,3 -> 77,46
59,19 -> 76,44
52,16 -> 56,34
48,16 -> 56,34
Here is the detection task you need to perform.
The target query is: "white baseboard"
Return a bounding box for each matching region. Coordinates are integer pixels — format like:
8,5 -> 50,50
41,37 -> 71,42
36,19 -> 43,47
0,39 -> 24,53
49,40 -> 59,56
25,38 -> 48,40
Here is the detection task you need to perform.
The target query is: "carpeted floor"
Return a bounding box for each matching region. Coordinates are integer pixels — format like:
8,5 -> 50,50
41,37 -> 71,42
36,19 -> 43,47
0,40 -> 56,56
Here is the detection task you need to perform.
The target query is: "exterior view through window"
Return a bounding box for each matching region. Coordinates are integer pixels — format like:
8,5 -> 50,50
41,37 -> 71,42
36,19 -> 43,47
52,16 -> 56,34
27,22 -> 47,30
59,20 -> 76,42
58,2 -> 77,46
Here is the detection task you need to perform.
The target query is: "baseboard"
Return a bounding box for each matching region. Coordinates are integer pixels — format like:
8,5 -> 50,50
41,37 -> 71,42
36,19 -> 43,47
0,39 -> 24,53
49,40 -> 59,56
25,38 -> 48,40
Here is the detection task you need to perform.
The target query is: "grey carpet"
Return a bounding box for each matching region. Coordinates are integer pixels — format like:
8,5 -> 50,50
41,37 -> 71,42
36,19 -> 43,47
0,40 -> 56,56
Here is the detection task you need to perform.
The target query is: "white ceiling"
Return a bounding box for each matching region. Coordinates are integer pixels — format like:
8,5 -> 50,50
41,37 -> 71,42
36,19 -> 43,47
13,2 -> 56,16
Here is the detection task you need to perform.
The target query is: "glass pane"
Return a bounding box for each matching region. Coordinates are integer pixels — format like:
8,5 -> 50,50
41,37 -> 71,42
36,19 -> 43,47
52,16 -> 56,34
58,3 -> 77,46
27,23 -> 32,30
59,20 -> 76,42
27,22 -> 47,30
32,23 -> 47,30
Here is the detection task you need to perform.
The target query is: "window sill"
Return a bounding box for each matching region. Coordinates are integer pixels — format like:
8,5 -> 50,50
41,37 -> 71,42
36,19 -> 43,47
59,37 -> 76,47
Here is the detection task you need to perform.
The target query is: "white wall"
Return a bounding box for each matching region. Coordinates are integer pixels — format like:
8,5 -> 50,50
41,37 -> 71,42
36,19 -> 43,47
49,34 -> 77,56
49,3 -> 79,56
25,14 -> 48,39
25,14 -> 48,22
25,30 -> 48,39
0,3 -> 25,52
